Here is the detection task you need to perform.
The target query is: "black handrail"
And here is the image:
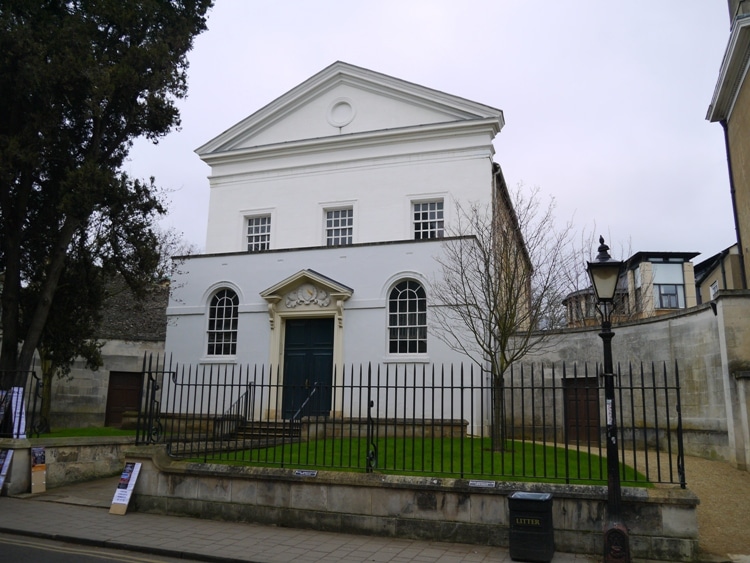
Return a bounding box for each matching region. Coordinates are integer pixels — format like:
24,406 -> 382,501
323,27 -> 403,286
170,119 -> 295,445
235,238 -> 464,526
291,381 -> 319,421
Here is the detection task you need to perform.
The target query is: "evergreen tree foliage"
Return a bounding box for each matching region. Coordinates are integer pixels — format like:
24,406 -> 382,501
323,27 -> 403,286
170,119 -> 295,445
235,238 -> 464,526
0,0 -> 213,386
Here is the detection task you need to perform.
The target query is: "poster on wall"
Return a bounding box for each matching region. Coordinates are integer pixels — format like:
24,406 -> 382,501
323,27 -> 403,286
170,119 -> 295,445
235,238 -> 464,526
0,449 -> 13,495
11,387 -> 26,439
31,446 -> 46,494
0,388 -> 27,439
109,461 -> 141,515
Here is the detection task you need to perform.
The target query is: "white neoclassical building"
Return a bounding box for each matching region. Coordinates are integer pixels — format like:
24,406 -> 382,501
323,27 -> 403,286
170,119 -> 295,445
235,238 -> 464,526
165,62 -> 509,420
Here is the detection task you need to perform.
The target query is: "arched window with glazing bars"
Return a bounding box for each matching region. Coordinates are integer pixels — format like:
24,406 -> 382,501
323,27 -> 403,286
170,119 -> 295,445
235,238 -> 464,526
387,280 -> 427,354
207,288 -> 239,356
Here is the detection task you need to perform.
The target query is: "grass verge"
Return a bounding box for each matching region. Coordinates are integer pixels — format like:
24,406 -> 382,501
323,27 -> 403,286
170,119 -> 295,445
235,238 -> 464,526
193,436 -> 651,486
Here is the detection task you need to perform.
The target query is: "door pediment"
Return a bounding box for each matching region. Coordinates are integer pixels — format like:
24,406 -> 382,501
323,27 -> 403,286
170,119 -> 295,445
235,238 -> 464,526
261,270 -> 353,323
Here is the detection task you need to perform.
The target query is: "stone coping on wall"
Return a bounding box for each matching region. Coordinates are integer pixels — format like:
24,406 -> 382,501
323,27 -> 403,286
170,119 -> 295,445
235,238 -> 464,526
0,436 -> 135,450
27,436 -> 136,447
1,436 -> 136,493
126,445 -> 699,561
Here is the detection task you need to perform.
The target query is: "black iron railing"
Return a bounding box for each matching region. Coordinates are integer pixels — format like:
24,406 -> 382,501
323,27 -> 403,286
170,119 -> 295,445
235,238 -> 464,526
135,354 -> 177,445
135,358 -> 686,487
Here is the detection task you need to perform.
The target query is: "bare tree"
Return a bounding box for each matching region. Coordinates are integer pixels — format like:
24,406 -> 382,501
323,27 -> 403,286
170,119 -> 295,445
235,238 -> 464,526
154,226 -> 200,280
560,227 -> 639,327
560,227 -> 601,327
431,182 -> 573,450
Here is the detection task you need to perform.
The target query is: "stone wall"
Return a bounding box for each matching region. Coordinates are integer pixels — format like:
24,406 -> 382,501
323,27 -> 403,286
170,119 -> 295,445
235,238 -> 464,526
525,291 -> 750,469
526,302 -> 728,459
38,436 -> 134,487
127,446 -> 699,561
716,292 -> 750,470
45,278 -> 168,429
0,436 -> 134,494
727,52 -> 750,287
49,339 -> 164,428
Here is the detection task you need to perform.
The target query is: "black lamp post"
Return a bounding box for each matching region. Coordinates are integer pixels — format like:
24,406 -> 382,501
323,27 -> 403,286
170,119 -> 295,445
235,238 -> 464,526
587,236 -> 630,562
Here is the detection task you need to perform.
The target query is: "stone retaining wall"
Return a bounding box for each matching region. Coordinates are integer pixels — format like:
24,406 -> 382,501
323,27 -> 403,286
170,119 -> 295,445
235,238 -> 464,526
38,436 -> 134,487
127,446 -> 699,561
526,291 -> 750,469
0,436 -> 134,494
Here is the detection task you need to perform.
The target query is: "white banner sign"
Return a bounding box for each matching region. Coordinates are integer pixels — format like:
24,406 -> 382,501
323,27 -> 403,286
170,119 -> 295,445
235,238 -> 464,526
110,462 -> 142,515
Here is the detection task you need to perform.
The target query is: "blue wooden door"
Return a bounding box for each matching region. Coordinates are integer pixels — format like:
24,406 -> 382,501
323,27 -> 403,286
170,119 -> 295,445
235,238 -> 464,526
282,317 -> 334,419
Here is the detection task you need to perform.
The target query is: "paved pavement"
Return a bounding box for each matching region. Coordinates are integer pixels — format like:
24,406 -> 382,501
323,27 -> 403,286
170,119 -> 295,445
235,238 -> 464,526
0,477 -> 597,563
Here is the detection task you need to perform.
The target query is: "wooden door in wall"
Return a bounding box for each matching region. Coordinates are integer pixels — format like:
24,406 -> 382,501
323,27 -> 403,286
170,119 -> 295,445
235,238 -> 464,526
282,317 -> 334,420
563,377 -> 601,445
105,371 -> 143,427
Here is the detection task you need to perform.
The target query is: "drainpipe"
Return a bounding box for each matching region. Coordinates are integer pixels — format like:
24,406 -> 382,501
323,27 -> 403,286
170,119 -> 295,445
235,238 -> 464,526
720,119 -> 748,289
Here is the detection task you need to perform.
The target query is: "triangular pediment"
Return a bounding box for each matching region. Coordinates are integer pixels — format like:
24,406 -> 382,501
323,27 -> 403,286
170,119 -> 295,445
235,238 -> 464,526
197,61 -> 503,156
260,269 -> 353,308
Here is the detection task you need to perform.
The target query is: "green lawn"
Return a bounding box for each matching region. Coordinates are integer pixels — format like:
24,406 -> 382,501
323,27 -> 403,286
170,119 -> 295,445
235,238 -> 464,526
198,436 -> 651,486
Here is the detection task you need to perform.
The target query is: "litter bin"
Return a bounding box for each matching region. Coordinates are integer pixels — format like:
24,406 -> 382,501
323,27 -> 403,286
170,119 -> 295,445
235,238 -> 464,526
508,491 -> 555,562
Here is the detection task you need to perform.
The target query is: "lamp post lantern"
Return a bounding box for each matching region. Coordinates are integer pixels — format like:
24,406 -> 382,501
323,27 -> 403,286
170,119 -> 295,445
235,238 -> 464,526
587,236 -> 630,562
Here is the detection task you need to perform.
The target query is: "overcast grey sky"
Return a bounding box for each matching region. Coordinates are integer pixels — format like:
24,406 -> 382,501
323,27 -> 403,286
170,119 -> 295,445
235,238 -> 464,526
126,1 -> 734,263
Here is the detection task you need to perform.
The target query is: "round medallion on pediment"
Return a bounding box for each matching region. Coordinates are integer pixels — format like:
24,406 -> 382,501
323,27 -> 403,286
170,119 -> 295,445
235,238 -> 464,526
327,97 -> 355,128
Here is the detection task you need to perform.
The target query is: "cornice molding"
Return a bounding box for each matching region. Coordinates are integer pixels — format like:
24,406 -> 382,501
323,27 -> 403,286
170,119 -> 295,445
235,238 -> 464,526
707,16 -> 750,122
207,146 -> 489,187
200,118 -> 499,171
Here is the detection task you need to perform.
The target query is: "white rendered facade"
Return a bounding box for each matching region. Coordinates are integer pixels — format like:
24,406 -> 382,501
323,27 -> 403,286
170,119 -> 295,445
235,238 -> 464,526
165,62 -> 507,422
197,62 -> 503,254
